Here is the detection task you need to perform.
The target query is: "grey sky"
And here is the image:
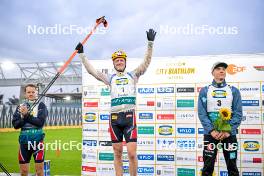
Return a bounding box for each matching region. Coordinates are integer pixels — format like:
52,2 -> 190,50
0,0 -> 263,63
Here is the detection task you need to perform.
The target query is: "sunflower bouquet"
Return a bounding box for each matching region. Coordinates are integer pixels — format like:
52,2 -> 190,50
213,107 -> 232,132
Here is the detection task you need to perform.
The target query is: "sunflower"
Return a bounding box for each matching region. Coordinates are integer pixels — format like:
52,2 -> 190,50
219,107 -> 231,121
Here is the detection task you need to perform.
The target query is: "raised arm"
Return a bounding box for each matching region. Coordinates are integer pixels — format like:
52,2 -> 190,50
133,29 -> 156,78
76,43 -> 110,85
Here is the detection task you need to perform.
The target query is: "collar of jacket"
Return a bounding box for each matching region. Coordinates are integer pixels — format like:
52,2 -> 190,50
212,79 -> 227,88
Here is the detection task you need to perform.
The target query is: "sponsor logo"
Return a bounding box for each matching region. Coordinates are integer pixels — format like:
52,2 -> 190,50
84,102 -> 98,107
157,114 -> 175,120
137,154 -> 154,161
177,168 -> 195,176
226,64 -> 246,75
242,158 -> 262,163
139,113 -> 153,120
100,88 -> 110,96
137,139 -> 154,146
138,126 -> 154,134
157,87 -> 174,93
82,165 -> 96,172
83,112 -> 97,122
242,172 -> 262,176
157,154 -> 175,161
211,90 -> 227,98
177,99 -> 194,108
82,152 -> 96,160
99,153 -> 114,161
177,139 -> 196,149
123,166 -> 129,173
156,166 -> 175,175
177,128 -> 195,134
253,66 -> 264,71
100,114 -> 109,120
241,129 -> 261,135
115,78 -> 128,85
240,87 -> 259,92
83,140 -> 97,146
82,128 -> 97,133
138,88 -> 154,94
177,87 -> 195,93
157,139 -> 175,146
220,171 -> 228,176
147,101 -> 155,106
138,167 -> 154,174
198,128 -> 204,134
99,141 -> 112,146
176,112 -> 195,119
176,156 -> 196,161
243,141 -> 260,151
158,125 -> 173,135
242,100 -> 259,106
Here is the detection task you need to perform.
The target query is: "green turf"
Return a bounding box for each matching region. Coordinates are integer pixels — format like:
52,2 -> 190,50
0,128 -> 82,175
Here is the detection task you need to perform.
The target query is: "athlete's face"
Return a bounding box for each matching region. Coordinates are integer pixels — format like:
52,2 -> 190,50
25,86 -> 37,101
212,67 -> 226,82
113,58 -> 126,72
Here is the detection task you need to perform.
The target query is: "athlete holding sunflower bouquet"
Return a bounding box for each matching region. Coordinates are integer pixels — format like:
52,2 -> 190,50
198,62 -> 243,176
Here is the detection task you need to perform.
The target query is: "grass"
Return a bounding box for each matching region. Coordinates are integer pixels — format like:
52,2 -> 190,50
0,128 -> 82,175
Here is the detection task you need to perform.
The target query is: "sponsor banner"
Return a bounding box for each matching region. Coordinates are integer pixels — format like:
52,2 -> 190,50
176,167 -> 196,176
156,152 -> 175,164
99,98 -> 111,110
137,98 -> 155,110
98,152 -> 114,162
81,162 -> 97,176
176,125 -> 196,137
138,166 -> 155,175
97,164 -> 115,176
82,124 -> 98,137
156,138 -> 175,151
137,152 -> 155,165
137,112 -> 154,123
176,99 -> 195,109
242,111 -> 261,124
137,125 -> 155,137
239,83 -> 260,97
100,87 -> 110,96
99,113 -> 110,122
137,138 -> 155,150
156,112 -> 175,124
137,87 -> 155,95
82,150 -> 97,163
156,124 -> 174,137
241,154 -> 263,167
83,112 -> 98,123
176,111 -> 196,123
242,99 -> 260,110
156,97 -> 175,110
156,86 -> 175,94
241,139 -> 262,153
156,165 -> 175,176
176,138 -> 196,151
83,85 -> 100,98
176,84 -> 196,97
176,151 -> 196,165
98,124 -> 110,137
240,126 -> 262,138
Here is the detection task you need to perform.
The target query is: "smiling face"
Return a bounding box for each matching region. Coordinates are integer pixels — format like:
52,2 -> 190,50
113,58 -> 126,72
25,85 -> 37,101
212,66 -> 226,83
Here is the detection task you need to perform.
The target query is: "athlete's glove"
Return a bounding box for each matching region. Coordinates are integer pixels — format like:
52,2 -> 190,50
146,29 -> 157,42
75,42 -> 84,53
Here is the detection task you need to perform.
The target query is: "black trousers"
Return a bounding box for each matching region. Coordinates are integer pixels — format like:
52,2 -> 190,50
202,135 -> 239,176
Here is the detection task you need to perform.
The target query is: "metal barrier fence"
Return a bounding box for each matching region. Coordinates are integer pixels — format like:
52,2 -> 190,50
0,105 -> 82,128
